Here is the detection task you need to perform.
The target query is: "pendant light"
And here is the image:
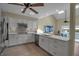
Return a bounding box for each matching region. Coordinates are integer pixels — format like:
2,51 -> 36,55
64,5 -> 69,23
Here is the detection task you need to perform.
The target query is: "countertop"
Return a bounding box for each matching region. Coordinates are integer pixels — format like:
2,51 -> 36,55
8,32 -> 36,35
8,32 -> 69,41
34,33 -> 69,42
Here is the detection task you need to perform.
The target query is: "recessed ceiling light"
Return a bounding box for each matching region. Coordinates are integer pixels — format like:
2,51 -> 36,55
58,10 -> 64,14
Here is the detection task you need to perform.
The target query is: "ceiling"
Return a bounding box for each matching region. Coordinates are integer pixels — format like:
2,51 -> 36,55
0,3 -> 79,19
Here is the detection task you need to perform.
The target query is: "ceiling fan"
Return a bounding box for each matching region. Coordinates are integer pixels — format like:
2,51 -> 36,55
8,3 -> 44,14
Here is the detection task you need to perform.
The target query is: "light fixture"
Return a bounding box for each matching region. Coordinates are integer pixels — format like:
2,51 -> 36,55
58,10 -> 64,14
64,5 -> 69,23
56,9 -> 64,14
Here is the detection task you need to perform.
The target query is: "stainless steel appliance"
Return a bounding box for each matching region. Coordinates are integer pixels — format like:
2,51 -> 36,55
35,34 -> 39,46
0,18 -> 6,55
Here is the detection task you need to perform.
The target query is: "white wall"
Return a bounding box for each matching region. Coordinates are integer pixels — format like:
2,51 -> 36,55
37,15 -> 57,34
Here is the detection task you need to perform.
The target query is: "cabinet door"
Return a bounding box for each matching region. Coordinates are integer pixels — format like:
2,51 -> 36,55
54,40 -> 68,56
9,34 -> 18,46
39,36 -> 49,52
48,39 -> 68,56
48,39 -> 57,55
18,34 -> 34,44
49,39 -> 68,56
18,34 -> 29,44
55,45 -> 68,56
17,35 -> 25,44
26,33 -> 34,42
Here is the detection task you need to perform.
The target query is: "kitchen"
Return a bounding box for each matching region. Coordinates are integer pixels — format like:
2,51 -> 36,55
0,3 -> 79,56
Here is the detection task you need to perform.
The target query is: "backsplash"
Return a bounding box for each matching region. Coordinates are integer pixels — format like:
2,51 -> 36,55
8,17 -> 37,34
16,23 -> 28,34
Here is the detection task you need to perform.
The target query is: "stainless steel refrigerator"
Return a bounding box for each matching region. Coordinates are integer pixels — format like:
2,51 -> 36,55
0,18 -> 6,54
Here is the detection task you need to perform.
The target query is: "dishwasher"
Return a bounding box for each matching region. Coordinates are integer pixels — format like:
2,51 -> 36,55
35,34 -> 39,46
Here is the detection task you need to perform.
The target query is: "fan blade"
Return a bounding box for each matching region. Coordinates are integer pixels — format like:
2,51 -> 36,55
8,3 -> 24,6
29,8 -> 38,14
22,7 -> 27,13
24,3 -> 30,7
30,3 -> 44,7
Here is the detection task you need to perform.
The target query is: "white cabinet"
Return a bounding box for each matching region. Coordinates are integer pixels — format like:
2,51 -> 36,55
39,35 -> 68,56
18,33 -> 34,44
9,33 -> 34,46
39,36 -> 49,52
48,39 -> 57,55
9,34 -> 18,46
48,39 -> 68,56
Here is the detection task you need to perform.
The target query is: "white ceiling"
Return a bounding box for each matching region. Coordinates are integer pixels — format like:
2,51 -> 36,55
0,3 -> 79,19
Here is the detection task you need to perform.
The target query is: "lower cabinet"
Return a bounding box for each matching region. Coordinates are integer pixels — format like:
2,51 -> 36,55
39,36 -> 68,56
9,33 -> 34,46
39,36 -> 49,52
9,34 -> 18,46
17,34 -> 34,44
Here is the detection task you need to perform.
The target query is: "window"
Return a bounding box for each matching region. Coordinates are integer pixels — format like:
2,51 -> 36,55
61,26 -> 79,40
44,25 -> 53,33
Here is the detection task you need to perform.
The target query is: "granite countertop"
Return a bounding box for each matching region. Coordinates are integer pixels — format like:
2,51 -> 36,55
8,32 -> 69,41
8,32 -> 36,35
35,33 -> 69,41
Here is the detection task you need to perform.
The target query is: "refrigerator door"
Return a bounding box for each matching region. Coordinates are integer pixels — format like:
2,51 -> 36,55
0,18 -> 5,54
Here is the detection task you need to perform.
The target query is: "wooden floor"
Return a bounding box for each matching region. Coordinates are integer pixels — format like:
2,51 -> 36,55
1,42 -> 79,56
1,43 -> 49,56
